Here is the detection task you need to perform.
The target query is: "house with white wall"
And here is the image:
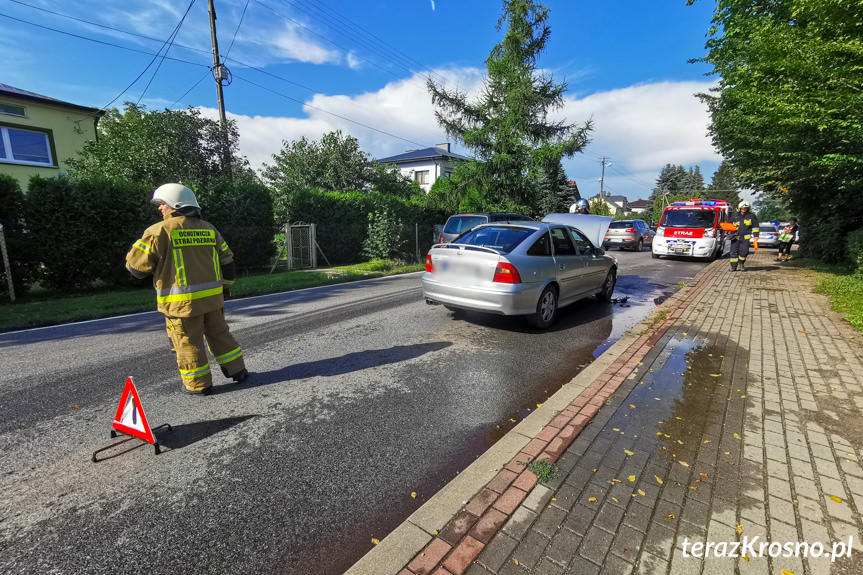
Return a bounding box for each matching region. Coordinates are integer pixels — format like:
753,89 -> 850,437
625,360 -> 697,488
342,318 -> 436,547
376,143 -> 468,192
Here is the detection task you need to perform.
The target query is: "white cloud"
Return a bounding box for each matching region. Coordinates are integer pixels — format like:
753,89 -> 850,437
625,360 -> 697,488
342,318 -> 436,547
345,53 -> 363,70
271,25 -> 341,64
212,69 -> 721,200
431,0 -> 436,11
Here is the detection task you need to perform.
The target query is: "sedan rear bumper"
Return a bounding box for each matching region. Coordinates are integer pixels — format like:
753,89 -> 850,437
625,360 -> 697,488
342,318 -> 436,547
421,273 -> 543,316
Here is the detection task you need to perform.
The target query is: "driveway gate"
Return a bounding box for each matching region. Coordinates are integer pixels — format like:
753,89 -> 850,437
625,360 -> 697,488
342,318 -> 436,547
271,223 -> 317,272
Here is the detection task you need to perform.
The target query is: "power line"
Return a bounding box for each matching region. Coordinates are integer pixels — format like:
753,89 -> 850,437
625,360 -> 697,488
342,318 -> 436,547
0,13 -> 208,69
253,0 -> 429,92
225,0 -> 251,59
302,0 -> 453,88
232,72 -> 428,148
7,0 -> 213,58
136,0 -> 197,105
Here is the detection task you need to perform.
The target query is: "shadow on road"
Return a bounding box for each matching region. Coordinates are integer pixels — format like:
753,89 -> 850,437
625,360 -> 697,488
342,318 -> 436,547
156,415 -> 256,450
213,341 -> 453,394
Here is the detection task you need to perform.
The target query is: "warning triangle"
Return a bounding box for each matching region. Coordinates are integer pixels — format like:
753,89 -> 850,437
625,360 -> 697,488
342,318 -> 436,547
112,377 -> 156,444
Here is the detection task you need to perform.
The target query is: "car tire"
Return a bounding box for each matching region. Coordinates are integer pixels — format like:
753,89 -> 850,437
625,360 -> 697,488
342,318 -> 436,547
526,285 -> 557,329
596,269 -> 617,302
635,239 -> 644,252
652,250 -> 659,259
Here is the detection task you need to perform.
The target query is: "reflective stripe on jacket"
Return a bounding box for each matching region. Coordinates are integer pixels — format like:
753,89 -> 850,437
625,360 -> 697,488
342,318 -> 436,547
126,215 -> 234,317
731,212 -> 760,241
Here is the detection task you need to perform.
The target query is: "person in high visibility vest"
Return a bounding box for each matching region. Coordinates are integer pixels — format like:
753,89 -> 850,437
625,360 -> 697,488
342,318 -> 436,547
728,201 -> 760,271
776,218 -> 799,262
126,184 -> 249,396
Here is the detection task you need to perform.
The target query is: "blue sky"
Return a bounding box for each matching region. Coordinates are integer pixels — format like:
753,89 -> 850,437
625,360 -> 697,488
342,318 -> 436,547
2,0 -> 725,201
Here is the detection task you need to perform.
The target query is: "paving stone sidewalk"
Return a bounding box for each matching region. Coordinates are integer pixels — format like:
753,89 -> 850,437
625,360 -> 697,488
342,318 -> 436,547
386,249 -> 863,575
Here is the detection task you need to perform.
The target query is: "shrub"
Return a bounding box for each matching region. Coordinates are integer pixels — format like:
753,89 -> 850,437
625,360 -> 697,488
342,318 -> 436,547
25,176 -> 152,289
0,175 -> 39,296
363,209 -> 407,260
195,178 -> 278,272
278,189 -> 448,264
847,228 -> 863,277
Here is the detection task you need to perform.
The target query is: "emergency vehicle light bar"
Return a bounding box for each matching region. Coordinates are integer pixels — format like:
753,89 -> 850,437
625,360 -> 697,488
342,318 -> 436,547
671,199 -> 728,207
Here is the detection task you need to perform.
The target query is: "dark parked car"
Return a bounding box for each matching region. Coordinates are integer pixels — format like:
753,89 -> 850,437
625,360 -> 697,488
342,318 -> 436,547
602,219 -> 655,251
439,213 -> 534,243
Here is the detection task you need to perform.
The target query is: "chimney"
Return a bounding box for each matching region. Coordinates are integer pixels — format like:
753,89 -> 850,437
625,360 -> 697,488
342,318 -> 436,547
436,143 -> 451,153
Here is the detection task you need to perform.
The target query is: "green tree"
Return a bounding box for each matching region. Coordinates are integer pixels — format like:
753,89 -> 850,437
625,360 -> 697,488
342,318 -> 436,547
263,131 -> 418,222
427,0 -> 591,213
706,160 -> 743,207
753,194 -> 791,223
647,164 -> 686,215
689,0 -> 863,263
66,103 -> 250,189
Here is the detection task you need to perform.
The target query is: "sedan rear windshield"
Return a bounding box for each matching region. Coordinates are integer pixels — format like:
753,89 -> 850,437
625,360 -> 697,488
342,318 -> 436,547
443,216 -> 486,235
453,226 -> 534,253
760,225 -> 777,232
660,210 -> 717,228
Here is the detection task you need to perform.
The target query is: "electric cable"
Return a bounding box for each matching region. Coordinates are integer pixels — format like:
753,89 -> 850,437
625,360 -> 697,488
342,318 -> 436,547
137,0 -> 197,105
225,0 -> 251,59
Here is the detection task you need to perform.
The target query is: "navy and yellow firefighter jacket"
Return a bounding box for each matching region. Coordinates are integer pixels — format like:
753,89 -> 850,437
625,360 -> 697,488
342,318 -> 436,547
730,212 -> 760,242
126,213 -> 234,318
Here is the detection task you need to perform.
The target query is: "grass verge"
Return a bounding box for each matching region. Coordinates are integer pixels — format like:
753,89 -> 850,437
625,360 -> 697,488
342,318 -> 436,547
797,258 -> 863,331
0,259 -> 424,332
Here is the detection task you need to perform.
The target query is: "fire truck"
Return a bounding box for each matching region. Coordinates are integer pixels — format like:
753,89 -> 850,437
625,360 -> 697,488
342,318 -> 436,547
651,200 -> 731,261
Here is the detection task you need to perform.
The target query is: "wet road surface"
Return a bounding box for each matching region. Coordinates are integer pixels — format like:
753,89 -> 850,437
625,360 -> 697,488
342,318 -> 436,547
0,249 -> 710,575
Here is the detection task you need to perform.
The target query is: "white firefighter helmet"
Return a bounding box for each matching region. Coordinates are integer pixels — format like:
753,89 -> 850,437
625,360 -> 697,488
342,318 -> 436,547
569,198 -> 589,213
738,200 -> 751,210
152,183 -> 200,210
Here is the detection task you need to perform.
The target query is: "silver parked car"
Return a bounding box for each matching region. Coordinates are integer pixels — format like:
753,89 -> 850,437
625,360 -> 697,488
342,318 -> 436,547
757,224 -> 780,248
602,219 -> 655,251
422,215 -> 617,329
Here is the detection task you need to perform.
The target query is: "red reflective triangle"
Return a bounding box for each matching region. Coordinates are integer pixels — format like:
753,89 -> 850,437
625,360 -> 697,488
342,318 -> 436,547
112,377 -> 156,444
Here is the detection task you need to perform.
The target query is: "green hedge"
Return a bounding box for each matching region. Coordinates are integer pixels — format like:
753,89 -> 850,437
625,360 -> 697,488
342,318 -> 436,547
279,189 -> 448,264
196,179 -> 277,272
21,176 -> 277,291
847,228 -> 863,277
26,176 -> 153,289
0,175 -> 39,295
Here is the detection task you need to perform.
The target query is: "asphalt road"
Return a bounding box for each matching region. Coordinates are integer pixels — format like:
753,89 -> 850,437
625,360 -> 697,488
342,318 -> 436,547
0,247 -> 710,575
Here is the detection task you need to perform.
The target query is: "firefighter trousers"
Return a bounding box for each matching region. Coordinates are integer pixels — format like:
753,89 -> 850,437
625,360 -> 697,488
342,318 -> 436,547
729,238 -> 751,269
165,308 -> 246,391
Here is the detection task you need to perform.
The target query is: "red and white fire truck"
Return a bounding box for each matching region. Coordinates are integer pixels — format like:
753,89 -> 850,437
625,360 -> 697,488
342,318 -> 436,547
651,199 -> 731,261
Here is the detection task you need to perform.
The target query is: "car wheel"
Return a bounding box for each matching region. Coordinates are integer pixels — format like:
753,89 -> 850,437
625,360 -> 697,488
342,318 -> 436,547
526,285 -> 557,329
636,239 -> 644,252
652,250 -> 659,259
596,269 -> 617,302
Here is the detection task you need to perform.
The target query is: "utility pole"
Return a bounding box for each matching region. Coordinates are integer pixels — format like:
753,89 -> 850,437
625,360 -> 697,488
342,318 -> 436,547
207,0 -> 227,125
207,0 -> 231,177
599,157 -> 612,199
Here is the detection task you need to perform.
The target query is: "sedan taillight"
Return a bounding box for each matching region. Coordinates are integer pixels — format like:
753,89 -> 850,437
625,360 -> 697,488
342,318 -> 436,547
493,262 -> 521,283
425,254 -> 434,273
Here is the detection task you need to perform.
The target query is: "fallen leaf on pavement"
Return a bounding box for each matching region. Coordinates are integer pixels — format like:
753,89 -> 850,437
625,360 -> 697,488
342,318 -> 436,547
624,450 -> 634,456
666,514 -> 676,520
679,461 -> 690,467
704,440 -> 711,444
737,524 -> 743,535
589,497 -> 597,503
700,473 -> 708,478
655,476 -> 664,485
830,496 -> 843,503
411,492 -> 417,499
734,433 -> 742,440
710,374 -> 721,377
798,330 -> 810,334
638,489 -> 646,496
372,538 -> 380,545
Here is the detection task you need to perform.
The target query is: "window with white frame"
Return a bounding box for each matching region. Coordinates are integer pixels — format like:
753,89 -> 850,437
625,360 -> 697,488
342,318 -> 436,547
0,103 -> 26,118
415,170 -> 430,185
0,125 -> 54,166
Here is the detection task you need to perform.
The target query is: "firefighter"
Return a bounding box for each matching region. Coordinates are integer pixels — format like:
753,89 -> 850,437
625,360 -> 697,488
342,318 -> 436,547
728,200 -> 760,271
126,184 -> 249,396
569,198 -> 590,214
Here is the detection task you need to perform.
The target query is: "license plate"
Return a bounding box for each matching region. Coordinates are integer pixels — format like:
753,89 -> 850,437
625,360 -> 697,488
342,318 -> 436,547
612,238 -> 623,242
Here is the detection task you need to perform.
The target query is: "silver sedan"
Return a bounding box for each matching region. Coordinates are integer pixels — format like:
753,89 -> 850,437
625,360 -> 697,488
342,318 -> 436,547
422,219 -> 618,329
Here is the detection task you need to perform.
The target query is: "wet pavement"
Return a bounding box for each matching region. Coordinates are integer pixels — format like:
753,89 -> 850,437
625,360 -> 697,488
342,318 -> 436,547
353,249 -> 863,575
